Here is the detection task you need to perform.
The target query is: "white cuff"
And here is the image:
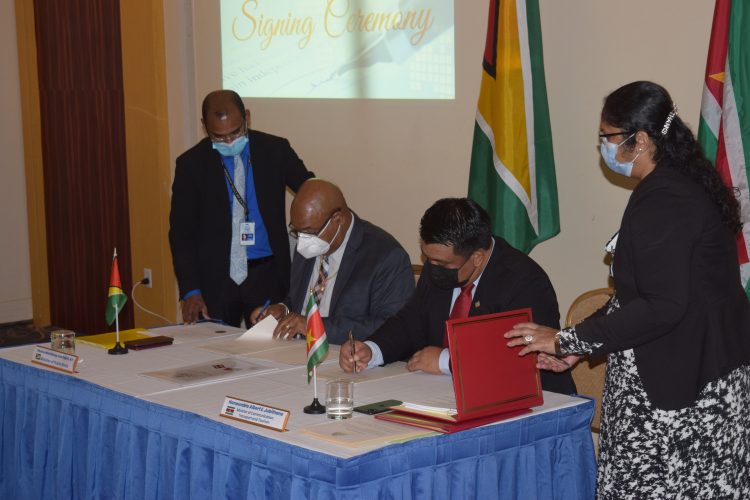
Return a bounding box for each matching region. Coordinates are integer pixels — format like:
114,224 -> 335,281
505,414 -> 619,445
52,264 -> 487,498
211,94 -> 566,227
438,348 -> 451,375
364,341 -> 384,369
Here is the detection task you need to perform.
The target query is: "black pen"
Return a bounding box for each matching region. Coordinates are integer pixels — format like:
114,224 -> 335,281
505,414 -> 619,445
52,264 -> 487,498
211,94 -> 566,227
349,330 -> 357,373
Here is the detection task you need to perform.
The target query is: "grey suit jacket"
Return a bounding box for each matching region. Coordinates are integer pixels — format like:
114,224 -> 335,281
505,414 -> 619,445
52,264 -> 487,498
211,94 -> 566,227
286,215 -> 414,344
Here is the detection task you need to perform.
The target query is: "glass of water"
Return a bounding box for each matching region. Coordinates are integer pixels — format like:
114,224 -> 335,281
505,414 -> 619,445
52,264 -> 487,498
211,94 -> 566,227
326,379 -> 354,419
50,330 -> 76,355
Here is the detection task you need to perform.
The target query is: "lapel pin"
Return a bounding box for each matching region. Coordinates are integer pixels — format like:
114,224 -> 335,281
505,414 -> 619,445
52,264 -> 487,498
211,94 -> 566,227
474,300 -> 480,309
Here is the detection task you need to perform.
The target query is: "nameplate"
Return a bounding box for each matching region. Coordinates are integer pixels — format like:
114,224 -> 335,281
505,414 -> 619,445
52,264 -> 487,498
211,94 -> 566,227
31,346 -> 79,373
219,396 -> 290,432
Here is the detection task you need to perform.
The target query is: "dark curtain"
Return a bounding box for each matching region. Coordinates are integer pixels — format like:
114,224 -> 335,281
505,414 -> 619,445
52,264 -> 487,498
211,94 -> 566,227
34,0 -> 134,334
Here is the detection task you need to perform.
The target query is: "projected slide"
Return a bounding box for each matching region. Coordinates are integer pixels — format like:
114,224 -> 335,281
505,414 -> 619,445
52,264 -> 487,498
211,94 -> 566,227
221,0 -> 455,99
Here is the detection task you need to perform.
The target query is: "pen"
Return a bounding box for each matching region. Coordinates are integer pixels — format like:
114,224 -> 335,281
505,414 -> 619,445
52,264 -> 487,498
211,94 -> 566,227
255,299 -> 271,323
349,330 -> 357,373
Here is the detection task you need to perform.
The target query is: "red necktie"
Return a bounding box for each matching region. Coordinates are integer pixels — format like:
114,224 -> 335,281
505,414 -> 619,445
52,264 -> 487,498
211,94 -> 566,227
444,283 -> 474,347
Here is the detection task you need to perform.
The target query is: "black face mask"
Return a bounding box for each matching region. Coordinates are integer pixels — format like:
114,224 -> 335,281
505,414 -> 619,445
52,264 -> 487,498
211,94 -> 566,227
426,260 -> 469,290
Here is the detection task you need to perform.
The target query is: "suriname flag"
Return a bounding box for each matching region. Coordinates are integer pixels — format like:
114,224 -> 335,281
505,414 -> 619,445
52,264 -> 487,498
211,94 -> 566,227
468,0 -> 559,254
305,293 -> 329,383
698,0 -> 750,300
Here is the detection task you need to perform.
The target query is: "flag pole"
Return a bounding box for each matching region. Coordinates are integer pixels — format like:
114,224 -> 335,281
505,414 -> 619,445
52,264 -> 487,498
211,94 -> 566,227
303,289 -> 326,414
108,301 -> 128,354
108,248 -> 128,355
304,365 -> 325,414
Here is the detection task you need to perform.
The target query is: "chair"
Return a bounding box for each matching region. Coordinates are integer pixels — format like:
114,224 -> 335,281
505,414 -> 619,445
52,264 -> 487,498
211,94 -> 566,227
566,288 -> 613,436
411,264 -> 423,285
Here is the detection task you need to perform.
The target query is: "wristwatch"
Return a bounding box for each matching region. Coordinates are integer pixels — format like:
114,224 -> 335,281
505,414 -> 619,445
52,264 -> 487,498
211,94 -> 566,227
554,331 -> 563,356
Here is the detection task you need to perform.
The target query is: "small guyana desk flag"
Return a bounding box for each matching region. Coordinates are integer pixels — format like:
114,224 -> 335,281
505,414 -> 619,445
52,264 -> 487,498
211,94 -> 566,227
106,248 -> 128,325
305,294 -> 329,383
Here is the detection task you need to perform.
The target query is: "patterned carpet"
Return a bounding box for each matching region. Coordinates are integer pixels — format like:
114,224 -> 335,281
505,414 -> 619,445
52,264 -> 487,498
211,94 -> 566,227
0,320 -> 58,348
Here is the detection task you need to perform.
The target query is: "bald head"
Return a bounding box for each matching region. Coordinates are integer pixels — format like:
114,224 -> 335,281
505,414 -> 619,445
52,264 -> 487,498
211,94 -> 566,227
292,179 -> 347,223
290,179 -> 351,255
201,90 -> 249,139
202,90 -> 245,122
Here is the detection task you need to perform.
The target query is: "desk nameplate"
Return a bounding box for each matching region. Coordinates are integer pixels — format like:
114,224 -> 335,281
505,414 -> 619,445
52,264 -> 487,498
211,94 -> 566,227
220,396 -> 290,432
31,346 -> 79,374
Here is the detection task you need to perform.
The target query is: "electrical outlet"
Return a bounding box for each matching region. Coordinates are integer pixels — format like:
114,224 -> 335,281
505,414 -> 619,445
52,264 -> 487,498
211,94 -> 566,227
143,268 -> 153,288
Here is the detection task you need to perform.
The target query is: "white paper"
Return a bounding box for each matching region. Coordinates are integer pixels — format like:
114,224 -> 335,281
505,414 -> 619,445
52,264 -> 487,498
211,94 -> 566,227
316,361 -> 408,382
402,393 -> 458,415
238,315 -> 278,341
141,357 -> 273,386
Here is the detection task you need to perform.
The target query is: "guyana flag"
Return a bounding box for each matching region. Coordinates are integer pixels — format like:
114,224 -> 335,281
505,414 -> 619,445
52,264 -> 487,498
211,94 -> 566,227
105,249 -> 128,325
468,0 -> 559,254
305,294 -> 329,383
698,0 -> 750,299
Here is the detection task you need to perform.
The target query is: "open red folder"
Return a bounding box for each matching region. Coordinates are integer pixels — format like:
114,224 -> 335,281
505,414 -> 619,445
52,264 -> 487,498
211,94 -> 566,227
375,308 -> 543,433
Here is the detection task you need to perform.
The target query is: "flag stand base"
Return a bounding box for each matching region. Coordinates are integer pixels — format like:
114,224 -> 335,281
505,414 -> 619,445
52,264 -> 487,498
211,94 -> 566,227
108,342 -> 129,355
303,398 -> 325,414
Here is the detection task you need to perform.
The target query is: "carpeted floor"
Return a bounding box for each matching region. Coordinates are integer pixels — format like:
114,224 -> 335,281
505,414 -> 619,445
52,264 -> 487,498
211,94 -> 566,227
0,320 -> 59,348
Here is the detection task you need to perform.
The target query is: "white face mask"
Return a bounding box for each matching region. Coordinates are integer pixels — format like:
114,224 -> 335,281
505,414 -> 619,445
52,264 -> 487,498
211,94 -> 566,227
296,217 -> 341,259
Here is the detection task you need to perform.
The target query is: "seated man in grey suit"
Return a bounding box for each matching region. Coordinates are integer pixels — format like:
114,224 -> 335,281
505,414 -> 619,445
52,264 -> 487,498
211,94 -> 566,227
251,179 -> 414,344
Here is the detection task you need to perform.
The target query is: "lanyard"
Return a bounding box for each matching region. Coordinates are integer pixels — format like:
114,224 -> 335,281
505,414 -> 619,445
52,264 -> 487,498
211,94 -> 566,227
220,155 -> 250,219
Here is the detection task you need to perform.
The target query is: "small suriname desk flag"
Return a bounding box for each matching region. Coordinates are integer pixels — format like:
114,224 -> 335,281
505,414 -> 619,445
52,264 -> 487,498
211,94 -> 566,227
105,249 -> 128,325
305,294 -> 329,383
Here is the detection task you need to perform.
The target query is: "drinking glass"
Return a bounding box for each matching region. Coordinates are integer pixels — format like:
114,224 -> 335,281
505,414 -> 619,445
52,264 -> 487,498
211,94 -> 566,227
51,330 -> 76,355
326,379 -> 354,419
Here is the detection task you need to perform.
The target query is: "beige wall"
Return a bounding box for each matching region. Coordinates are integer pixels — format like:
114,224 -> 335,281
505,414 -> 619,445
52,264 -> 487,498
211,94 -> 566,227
166,0 -> 714,316
1,1 -> 719,325
0,0 -> 33,323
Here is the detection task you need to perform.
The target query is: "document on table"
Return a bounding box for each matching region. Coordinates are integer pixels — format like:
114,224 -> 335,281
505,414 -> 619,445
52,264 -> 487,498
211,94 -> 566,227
149,322 -> 239,342
300,417 -> 435,447
141,357 -> 274,386
398,393 -> 458,417
316,361 -> 409,382
246,343 -> 340,366
200,316 -> 287,355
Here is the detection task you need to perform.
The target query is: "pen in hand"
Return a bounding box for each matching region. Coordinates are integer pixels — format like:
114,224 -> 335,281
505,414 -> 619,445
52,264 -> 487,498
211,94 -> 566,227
255,299 -> 271,323
349,330 -> 357,373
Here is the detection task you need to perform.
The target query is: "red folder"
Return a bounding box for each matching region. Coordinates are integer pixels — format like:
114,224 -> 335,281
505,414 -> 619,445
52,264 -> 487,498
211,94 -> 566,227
376,308 -> 543,433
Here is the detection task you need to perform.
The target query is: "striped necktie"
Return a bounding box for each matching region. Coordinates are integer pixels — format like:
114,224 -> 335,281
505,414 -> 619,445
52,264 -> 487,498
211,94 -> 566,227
313,256 -> 329,305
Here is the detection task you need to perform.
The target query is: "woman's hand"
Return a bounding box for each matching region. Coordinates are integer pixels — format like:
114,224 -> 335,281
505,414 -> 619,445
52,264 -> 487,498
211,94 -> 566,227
537,352 -> 581,372
504,322 -> 559,356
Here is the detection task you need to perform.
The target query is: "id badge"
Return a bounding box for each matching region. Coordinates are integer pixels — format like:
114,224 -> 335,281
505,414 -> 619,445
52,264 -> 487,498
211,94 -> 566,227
240,221 -> 255,246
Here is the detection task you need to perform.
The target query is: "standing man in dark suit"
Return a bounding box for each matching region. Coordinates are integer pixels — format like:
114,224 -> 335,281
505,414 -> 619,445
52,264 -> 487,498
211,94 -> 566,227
251,179 -> 414,344
340,197 -> 576,394
169,90 -> 313,327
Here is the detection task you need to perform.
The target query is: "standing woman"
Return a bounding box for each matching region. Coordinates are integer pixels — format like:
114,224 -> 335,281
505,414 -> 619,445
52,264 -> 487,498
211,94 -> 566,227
507,81 -> 750,498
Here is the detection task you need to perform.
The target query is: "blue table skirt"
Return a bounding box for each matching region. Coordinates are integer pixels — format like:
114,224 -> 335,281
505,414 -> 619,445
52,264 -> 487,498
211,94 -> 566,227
0,358 -> 596,499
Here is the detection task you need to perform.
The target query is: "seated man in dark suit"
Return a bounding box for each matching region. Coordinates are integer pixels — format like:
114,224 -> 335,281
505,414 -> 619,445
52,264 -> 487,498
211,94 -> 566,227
251,179 -> 414,344
339,197 -> 576,394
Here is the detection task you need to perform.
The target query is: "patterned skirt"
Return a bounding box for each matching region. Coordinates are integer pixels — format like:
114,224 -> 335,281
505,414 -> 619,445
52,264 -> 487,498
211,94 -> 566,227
597,350 -> 750,499
561,298 -> 750,499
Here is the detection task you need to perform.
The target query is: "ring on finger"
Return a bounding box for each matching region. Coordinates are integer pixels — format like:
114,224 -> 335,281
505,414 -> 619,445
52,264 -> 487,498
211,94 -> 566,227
523,334 -> 534,345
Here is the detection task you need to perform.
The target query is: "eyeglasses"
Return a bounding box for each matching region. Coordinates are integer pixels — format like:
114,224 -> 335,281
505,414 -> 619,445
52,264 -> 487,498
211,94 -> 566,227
288,210 -> 340,239
207,121 -> 247,143
598,131 -> 634,139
